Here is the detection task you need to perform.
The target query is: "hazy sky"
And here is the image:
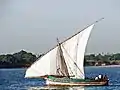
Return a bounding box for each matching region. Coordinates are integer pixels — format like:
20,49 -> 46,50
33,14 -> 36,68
0,0 -> 120,54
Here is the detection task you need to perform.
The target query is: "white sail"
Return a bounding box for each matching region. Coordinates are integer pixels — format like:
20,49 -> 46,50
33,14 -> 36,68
25,24 -> 94,78
61,24 -> 94,79
25,47 -> 58,78
60,33 -> 80,77
76,24 -> 94,78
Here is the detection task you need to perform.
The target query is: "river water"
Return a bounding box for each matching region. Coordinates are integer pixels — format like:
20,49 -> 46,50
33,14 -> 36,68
0,67 -> 120,90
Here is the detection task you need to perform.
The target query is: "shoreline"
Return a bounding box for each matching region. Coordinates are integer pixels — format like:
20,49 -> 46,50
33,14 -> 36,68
86,65 -> 120,68
97,65 -> 120,67
0,65 -> 120,69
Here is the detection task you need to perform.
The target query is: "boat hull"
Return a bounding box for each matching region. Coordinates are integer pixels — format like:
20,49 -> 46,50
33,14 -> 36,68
46,79 -> 108,86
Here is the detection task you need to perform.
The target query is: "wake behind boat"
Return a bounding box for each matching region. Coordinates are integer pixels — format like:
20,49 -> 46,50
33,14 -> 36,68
25,18 -> 109,86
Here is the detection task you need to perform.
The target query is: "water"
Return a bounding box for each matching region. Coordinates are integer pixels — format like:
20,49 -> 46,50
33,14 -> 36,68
0,67 -> 120,90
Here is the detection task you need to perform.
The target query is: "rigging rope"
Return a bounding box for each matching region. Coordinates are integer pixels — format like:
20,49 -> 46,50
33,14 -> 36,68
61,44 -> 84,78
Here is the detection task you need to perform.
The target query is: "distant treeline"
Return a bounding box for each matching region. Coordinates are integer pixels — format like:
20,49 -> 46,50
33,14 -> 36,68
84,53 -> 120,66
85,53 -> 120,60
0,50 -> 120,68
0,50 -> 37,68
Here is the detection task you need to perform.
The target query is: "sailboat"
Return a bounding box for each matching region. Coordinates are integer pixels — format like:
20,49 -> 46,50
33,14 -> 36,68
25,18 -> 109,86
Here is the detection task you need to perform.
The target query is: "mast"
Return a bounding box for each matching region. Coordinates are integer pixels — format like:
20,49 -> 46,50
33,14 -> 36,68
56,38 -> 69,77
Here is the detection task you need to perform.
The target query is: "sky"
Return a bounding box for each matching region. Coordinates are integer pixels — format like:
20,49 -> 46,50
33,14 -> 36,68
0,0 -> 120,55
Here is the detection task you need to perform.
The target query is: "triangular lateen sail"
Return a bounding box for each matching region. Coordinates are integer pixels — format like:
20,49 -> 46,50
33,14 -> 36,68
25,24 -> 95,79
61,24 -> 94,79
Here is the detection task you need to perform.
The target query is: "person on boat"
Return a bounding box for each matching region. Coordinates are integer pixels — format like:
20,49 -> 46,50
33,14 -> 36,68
95,76 -> 98,80
98,74 -> 104,80
95,74 -> 103,81
98,75 -> 101,79
98,74 -> 103,79
103,75 -> 108,80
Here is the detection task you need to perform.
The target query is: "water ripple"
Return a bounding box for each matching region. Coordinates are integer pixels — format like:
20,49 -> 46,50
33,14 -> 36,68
0,67 -> 120,90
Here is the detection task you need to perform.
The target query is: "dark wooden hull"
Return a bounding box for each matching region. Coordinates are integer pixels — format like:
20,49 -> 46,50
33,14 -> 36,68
46,79 -> 108,86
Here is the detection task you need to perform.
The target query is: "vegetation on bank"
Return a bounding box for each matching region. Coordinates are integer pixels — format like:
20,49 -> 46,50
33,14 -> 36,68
0,50 -> 120,68
0,50 -> 37,68
84,53 -> 120,66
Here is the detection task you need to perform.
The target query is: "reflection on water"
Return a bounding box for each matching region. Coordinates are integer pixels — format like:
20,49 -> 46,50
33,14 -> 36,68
28,86 -> 84,90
